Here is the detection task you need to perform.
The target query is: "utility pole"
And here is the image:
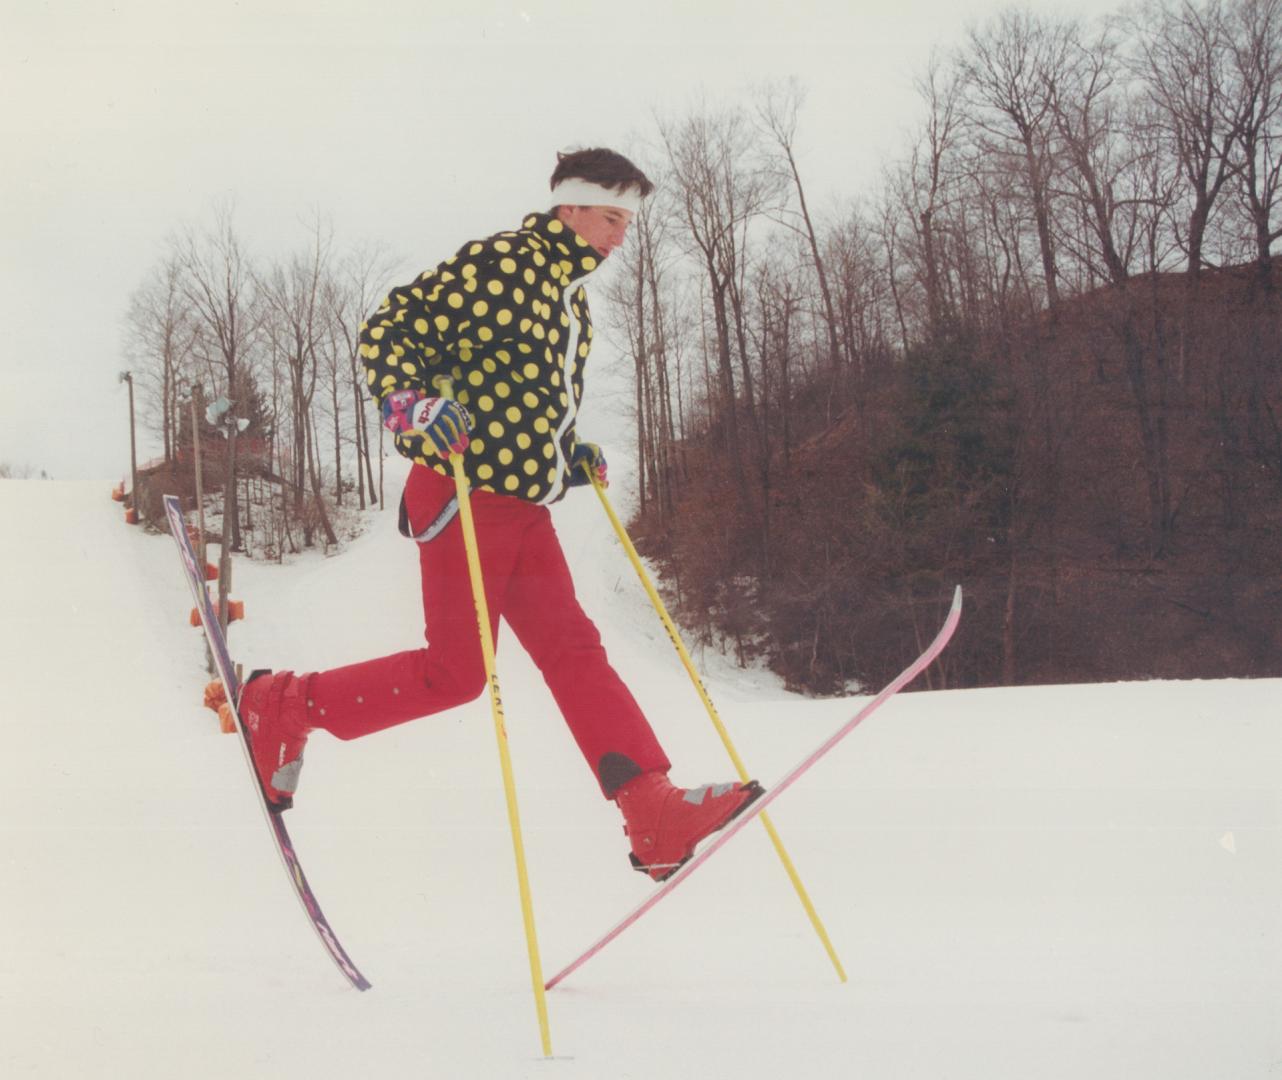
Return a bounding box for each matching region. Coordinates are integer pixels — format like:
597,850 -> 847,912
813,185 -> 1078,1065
119,371 -> 139,523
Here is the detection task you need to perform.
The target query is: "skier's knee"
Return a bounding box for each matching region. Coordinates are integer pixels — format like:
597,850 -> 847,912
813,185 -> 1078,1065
432,659 -> 488,708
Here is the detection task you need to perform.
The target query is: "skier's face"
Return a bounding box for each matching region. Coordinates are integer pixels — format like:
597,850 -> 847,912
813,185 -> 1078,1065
557,204 -> 634,258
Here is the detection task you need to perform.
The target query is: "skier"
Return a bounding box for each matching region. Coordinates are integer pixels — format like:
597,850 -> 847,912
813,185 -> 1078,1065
238,147 -> 761,881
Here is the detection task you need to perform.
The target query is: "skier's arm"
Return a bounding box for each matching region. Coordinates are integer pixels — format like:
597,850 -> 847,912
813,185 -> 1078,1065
359,252 -> 509,465
359,264 -> 472,404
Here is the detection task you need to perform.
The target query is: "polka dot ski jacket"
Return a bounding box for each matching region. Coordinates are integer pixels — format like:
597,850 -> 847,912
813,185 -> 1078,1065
360,212 -> 604,505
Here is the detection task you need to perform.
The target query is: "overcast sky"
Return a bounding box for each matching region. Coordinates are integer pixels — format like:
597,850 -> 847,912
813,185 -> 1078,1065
0,0 -> 1117,481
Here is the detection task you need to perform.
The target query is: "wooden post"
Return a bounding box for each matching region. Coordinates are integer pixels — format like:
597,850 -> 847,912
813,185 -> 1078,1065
191,386 -> 207,571
190,386 -> 214,675
218,413 -> 237,639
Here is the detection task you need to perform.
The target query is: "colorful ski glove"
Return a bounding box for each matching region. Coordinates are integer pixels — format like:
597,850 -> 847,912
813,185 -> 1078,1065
382,390 -> 473,457
568,439 -> 608,488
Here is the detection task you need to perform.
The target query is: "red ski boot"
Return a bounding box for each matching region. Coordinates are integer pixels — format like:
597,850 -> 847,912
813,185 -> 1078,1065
237,670 -> 312,811
615,772 -> 764,882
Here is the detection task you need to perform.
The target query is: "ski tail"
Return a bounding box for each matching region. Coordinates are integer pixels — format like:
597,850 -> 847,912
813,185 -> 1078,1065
545,586 -> 962,990
163,495 -> 371,992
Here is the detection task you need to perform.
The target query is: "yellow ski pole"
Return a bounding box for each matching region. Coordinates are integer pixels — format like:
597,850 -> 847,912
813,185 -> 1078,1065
586,468 -> 848,983
438,378 -> 553,1057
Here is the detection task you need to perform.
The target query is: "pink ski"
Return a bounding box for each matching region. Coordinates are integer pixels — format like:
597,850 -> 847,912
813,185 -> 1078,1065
546,585 -> 963,990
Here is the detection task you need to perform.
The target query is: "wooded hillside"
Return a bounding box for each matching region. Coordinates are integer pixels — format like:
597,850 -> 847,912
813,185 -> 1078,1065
629,265 -> 1281,691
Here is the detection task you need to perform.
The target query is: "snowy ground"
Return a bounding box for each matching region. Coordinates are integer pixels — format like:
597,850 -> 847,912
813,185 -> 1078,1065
2,460 -> 1280,1079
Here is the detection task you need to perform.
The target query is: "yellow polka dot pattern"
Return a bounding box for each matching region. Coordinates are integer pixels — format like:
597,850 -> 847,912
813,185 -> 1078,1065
359,212 -> 602,502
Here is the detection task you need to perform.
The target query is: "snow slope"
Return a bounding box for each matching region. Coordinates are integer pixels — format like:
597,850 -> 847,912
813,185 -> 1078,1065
2,466 -> 1279,1079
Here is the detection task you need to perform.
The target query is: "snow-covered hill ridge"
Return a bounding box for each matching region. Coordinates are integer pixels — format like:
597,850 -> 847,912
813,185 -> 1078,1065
1,474 -> 1279,1079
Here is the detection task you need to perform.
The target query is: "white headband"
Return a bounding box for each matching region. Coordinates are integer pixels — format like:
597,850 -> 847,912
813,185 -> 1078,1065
549,178 -> 643,214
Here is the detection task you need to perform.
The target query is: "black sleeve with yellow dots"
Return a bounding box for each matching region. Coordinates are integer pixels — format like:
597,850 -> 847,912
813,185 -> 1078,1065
359,211 -> 604,505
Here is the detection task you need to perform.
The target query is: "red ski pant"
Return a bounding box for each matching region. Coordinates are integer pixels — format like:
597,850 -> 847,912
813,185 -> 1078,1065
302,464 -> 670,797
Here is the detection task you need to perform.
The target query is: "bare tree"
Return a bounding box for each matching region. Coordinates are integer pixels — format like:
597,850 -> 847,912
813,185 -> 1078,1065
318,277 -> 348,506
333,242 -> 398,510
961,8 -> 1074,309
1046,21 -> 1143,286
902,53 -> 968,338
124,254 -> 199,463
756,79 -> 846,415
1227,0 -> 1282,274
259,215 -> 338,548
1131,0 -> 1248,273
660,102 -> 784,505
604,194 -> 656,512
176,200 -> 261,553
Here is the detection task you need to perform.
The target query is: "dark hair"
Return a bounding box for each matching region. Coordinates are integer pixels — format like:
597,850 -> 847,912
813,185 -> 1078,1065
550,147 -> 654,197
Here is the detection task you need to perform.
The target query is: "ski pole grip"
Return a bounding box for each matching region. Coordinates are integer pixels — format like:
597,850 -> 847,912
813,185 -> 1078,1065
432,374 -> 455,400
